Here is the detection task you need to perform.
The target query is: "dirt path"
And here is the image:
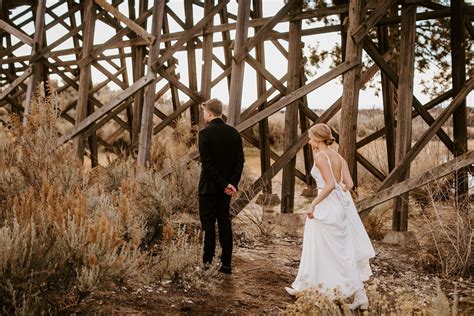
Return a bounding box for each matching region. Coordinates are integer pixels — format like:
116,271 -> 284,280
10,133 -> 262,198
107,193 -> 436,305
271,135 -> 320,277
77,231 -> 473,314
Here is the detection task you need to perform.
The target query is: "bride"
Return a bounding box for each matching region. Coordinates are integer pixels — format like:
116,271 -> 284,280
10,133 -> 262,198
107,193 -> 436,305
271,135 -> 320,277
285,123 -> 375,310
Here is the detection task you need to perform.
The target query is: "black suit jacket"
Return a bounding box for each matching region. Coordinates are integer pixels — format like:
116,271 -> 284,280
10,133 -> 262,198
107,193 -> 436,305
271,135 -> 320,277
198,118 -> 244,195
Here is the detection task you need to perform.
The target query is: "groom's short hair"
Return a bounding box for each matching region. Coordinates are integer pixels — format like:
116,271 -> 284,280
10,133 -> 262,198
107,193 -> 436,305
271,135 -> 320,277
202,98 -> 223,116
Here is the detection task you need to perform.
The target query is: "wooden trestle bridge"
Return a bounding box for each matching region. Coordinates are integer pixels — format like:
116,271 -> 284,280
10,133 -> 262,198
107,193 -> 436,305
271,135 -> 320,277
0,0 -> 472,233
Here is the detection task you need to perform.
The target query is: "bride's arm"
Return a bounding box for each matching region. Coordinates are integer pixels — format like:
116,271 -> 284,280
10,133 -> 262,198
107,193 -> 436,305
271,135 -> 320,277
309,154 -> 335,210
341,159 -> 354,191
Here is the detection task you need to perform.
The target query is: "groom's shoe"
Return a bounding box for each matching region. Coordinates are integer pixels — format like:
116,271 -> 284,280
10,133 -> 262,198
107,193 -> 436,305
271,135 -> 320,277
218,264 -> 232,274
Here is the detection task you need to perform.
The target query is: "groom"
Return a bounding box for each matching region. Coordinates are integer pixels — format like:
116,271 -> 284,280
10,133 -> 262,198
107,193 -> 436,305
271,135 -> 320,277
198,98 -> 244,274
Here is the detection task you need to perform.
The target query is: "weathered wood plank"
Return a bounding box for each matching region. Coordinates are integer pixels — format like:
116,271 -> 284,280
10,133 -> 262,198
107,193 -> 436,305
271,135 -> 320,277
57,72 -> 155,147
357,150 -> 474,215
451,0 -> 469,204
0,19 -> 34,46
377,25 -> 396,172
339,0 -> 364,184
94,0 -> 155,45
138,0 -> 164,167
0,66 -> 32,100
151,0 -> 229,71
233,0 -> 297,64
227,0 -> 250,126
74,0 -> 96,162
281,0 -> 302,213
236,59 -> 358,133
356,89 -> 454,149
372,78 -> 474,200
184,0 -> 200,126
393,3 -> 416,231
352,0 -> 397,43
363,37 -> 455,153
22,0 -> 46,125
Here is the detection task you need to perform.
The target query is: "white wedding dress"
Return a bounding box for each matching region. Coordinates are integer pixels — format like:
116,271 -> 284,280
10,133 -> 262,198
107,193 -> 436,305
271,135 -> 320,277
286,151 -> 375,299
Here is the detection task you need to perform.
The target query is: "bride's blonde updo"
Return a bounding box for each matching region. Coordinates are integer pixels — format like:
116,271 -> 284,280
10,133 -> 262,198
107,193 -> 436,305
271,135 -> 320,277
309,123 -> 335,145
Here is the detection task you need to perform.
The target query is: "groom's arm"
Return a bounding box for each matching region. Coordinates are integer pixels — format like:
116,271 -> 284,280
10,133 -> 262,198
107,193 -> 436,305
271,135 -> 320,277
229,133 -> 244,189
199,130 -> 228,192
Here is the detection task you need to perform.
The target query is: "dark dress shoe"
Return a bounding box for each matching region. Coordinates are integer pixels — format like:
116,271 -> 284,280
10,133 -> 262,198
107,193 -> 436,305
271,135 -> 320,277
218,265 -> 232,274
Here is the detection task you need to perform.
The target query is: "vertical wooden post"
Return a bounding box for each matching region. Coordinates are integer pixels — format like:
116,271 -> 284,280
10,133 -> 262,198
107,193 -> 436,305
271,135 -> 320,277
253,0 -> 273,200
130,0 -> 148,149
23,0 -> 46,125
74,0 -> 95,162
339,0 -> 364,185
281,0 -> 302,214
227,0 -> 250,126
185,0 -> 199,126
450,0 -> 468,206
163,11 -> 181,112
200,0 -> 214,101
138,0 -> 164,166
377,25 -> 396,172
219,6 -> 233,89
334,0 -> 348,62
299,71 -> 317,196
5,32 -> 21,114
76,0 -> 98,166
393,3 -> 416,232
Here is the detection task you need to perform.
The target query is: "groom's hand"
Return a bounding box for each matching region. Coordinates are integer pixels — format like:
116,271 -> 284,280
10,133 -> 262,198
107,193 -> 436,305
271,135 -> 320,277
224,184 -> 237,196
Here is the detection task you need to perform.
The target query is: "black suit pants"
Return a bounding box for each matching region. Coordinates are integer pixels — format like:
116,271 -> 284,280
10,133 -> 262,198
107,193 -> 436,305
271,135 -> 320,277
199,194 -> 233,266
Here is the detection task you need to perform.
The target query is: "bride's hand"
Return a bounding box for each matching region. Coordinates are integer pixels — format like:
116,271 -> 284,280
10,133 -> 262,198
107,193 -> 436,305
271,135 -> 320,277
307,205 -> 315,219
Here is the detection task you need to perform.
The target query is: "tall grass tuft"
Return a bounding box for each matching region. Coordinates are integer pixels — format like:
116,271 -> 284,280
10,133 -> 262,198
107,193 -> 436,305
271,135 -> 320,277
0,96 -> 202,313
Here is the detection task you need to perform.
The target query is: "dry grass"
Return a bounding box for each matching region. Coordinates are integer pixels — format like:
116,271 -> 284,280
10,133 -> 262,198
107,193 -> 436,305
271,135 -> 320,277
285,278 -> 459,315
418,182 -> 473,277
0,96 -> 203,313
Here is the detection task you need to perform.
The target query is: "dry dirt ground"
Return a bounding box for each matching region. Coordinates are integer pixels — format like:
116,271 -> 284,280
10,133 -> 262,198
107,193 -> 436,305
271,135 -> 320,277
76,232 -> 473,314
75,147 -> 473,314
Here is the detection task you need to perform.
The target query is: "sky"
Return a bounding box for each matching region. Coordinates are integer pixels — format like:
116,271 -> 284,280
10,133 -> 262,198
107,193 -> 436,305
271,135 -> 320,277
5,0 -> 473,111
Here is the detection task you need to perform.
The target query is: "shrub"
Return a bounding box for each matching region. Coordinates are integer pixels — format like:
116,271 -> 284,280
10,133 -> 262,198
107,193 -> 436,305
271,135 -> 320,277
419,181 -> 472,277
0,96 -> 203,313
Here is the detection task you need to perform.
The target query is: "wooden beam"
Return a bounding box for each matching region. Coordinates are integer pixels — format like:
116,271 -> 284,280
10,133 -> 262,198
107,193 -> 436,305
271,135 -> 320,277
377,24 -> 396,172
227,0 -> 250,126
352,0 -> 397,43
357,150 -> 474,214
74,0 -> 95,162
364,78 -> 474,217
233,0 -> 297,64
339,0 -> 364,184
151,0 -> 229,71
451,0 -> 469,204
281,0 -> 302,214
162,11 -> 180,112
129,0 -> 148,148
0,19 -> 34,46
219,5 -> 233,88
393,3 -> 417,232
57,72 -> 155,147
363,37 -> 455,154
94,0 -> 155,45
77,7 -> 153,68
200,0 -> 214,102
158,4 -> 348,43
356,89 -> 454,149
0,66 -> 32,100
138,0 -> 164,167
22,0 -> 46,125
236,59 -> 358,133
184,0 -> 200,126
252,0 -> 273,195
